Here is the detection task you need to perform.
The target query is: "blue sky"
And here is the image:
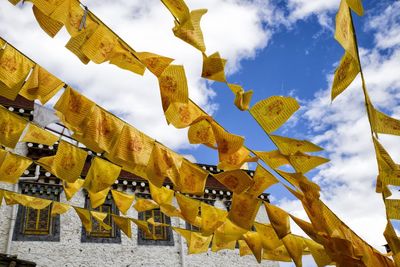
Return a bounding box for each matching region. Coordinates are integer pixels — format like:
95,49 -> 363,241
1,0 -> 400,263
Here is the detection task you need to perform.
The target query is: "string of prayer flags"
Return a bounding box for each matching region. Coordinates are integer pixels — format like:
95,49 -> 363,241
246,164 -> 279,198
0,43 -> 34,100
269,134 -> 323,156
32,5 -> 64,38
88,188 -> 110,209
201,52 -> 227,82
176,160 -> 208,195
136,52 -> 173,77
158,65 -> 189,112
213,169 -> 254,194
83,157 -> 121,193
19,64 -> 64,104
227,192 -> 261,230
243,231 -> 263,263
264,202 -> 291,239
112,215 -> 132,238
250,96 -> 300,133
111,190 -> 135,215
160,0 -> 190,23
172,9 -> 208,52
133,198 -> 159,212
63,178 -> 85,201
21,123 -> 58,146
38,140 -> 87,183
0,105 -> 27,148
74,207 -> 92,233
346,0 -> 364,16
228,84 -> 253,111
51,202 -> 71,216
0,149 -> 32,184
331,51 -> 360,101
91,211 -> 112,231
335,0 -> 358,59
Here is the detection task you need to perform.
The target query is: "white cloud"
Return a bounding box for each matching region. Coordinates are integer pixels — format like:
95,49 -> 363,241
0,0 -> 276,150
286,0 -> 339,25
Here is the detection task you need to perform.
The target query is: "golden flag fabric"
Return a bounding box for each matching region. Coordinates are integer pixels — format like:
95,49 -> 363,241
201,202 -> 227,235
238,240 -> 253,257
173,9 -> 208,52
108,41 -> 145,75
243,231 -> 263,263
289,215 -> 324,245
0,39 -> 5,47
214,218 -> 247,242
263,245 -> 292,262
384,222 -> 400,259
10,193 -> 52,209
74,105 -> 124,153
53,0 -> 85,37
63,178 -> 84,201
385,199 -> 400,220
160,203 -> 182,218
331,51 -> 360,101
211,232 -> 236,252
21,123 -> 58,146
8,0 -> 21,5
19,64 -> 64,104
74,207 -> 92,233
346,0 -> 364,16
335,0 -> 357,59
54,87 -> 96,132
304,239 -> 333,267
189,232 -> 213,254
254,150 -> 289,169
147,217 -> 169,227
228,84 -> 253,111
246,164 -> 279,198
254,222 -> 282,251
84,157 -> 121,193
38,140 -> 87,183
282,234 -> 305,267
2,191 -> 19,205
136,52 -> 173,77
112,215 -> 132,238
201,52 -> 227,82
177,160 -> 208,195
288,152 -> 329,174
211,122 -> 244,156
91,211 -> 112,231
111,190 -> 134,215
131,218 -> 152,236
0,151 -> 32,184
32,5 -> 64,38
149,183 -> 174,205
371,108 -> 400,136
88,188 -> 109,209
0,190 -> 3,206
51,202 -> 71,216
250,96 -> 300,133
0,105 -> 27,148
188,118 -> 216,148
372,137 -> 398,173
165,101 -> 204,129
269,134 -> 323,156
134,198 -> 159,212
81,25 -> 117,64
176,193 -> 200,224
264,202 -> 291,239
218,146 -> 253,171
213,169 -> 254,194
228,192 -> 261,230
173,227 -> 192,243
160,0 -> 190,22
158,65 -> 189,112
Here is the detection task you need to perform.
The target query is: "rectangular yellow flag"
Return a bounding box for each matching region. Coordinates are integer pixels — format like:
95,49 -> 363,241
177,160 -> 208,195
158,65 -> 189,112
202,52 -> 227,82
111,190 -> 134,215
109,41 -> 146,76
213,169 -> 254,194
254,222 -> 282,251
32,5 -> 63,38
335,0 -> 357,59
84,157 -> 121,193
176,193 -> 200,224
189,232 -> 213,254
227,192 -> 261,230
0,150 -> 32,184
136,52 -> 173,77
188,118 -> 216,148
149,183 -> 174,205
165,101 -> 204,129
201,202 -> 227,235
246,164 -> 279,198
21,123 -> 58,146
81,25 -> 117,64
0,106 -> 27,148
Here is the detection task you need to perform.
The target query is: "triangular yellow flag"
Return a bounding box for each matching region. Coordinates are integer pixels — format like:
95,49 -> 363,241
32,5 -> 64,38
21,123 -> 58,146
176,193 -> 200,224
111,190 -> 134,215
264,202 -> 291,239
201,52 -> 227,82
177,160 -> 208,195
134,198 -> 159,212
254,222 -> 282,251
269,134 -> 323,155
211,232 -> 236,252
91,211 -> 112,231
243,231 -> 263,263
238,240 -> 253,257
189,232 -> 213,254
211,122 -> 244,157
246,164 -> 279,198
0,106 -> 27,148
88,188 -> 110,209
228,192 -> 261,230
74,207 -> 92,233
84,157 -> 121,193
0,150 -> 32,184
136,51 -> 173,77
331,51 -> 360,101
282,234 -> 305,267
112,215 -> 132,238
335,0 -> 358,59
288,152 -> 329,174
160,0 -> 190,22
254,150 -> 289,169
108,41 -> 145,75
213,169 -> 254,194
371,107 -> 400,136
149,183 -> 174,205
63,178 -> 85,201
51,202 -> 71,216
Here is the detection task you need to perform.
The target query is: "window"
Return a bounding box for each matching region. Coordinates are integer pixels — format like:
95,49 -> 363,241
13,183 -> 61,242
81,192 -> 121,243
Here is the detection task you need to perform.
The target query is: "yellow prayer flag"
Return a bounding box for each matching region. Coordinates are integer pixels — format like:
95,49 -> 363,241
136,52 -> 173,77
54,87 -> 96,132
189,232 -> 213,254
149,183 -> 174,205
131,218 -> 151,236
246,164 -> 279,198
228,84 -> 253,111
270,134 -> 323,155
384,222 -> 400,258
243,231 -> 263,263
0,189 -> 3,206
211,232 -> 236,252
188,118 -> 216,148
91,211 -> 112,231
177,160 -> 208,195
335,0 -> 358,59
112,215 -> 132,238
81,25 -> 117,64
214,218 -> 247,242
228,192 -> 261,230
263,245 -> 292,262
21,123 -> 58,146
134,198 -> 159,212
250,96 -> 300,133
59,0 -> 85,37
51,202 -> 71,216
372,137 -> 398,173
289,215 -> 324,245
238,240 -> 253,257
8,0 -> 21,5
160,203 -> 182,218
218,146 -> 254,171
201,202 -> 227,235
165,101 -> 204,129
160,0 -> 190,22
32,5 -> 63,38
108,42 -> 145,75
304,239 -> 333,267
111,190 -> 134,215
282,234 -> 305,267
264,202 -> 291,239
213,169 -> 254,194
176,193 -> 200,224
147,217 -> 169,227
371,108 -> 400,136
346,0 -> 364,16
11,193 -> 52,209
385,199 -> 400,220
0,106 -> 27,148
84,157 -> 121,193
19,64 -> 64,104
173,9 -> 208,52
211,122 -> 244,156
88,188 -> 109,209
0,39 -> 4,47
0,150 -> 32,184
173,227 -> 192,243
74,207 -> 92,233
63,178 -> 85,201
158,64 -> 189,112
288,152 -> 329,174
331,51 -> 360,101
201,52 -> 227,82
254,222 -> 282,251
